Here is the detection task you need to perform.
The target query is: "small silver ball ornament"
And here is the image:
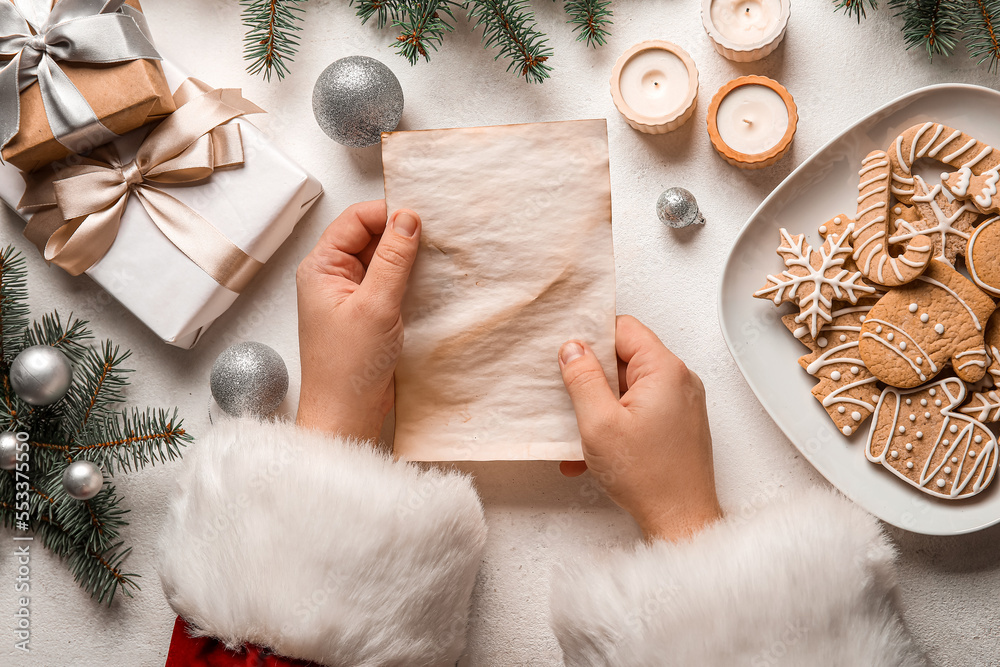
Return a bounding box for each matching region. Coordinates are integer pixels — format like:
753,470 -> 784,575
656,187 -> 705,229
210,342 -> 289,418
10,345 -> 73,406
312,56 -> 404,148
62,460 -> 103,500
0,432 -> 18,470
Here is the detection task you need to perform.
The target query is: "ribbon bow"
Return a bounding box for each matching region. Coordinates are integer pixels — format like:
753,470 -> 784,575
0,0 -> 160,153
19,79 -> 267,294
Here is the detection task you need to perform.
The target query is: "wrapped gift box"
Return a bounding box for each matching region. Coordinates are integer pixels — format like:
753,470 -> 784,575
0,60 -> 323,347
1,0 -> 176,172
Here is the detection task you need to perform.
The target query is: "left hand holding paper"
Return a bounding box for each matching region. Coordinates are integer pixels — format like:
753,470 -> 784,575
296,200 -> 421,441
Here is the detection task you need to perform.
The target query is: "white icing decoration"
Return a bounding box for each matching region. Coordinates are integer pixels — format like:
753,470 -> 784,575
891,177 -> 975,263
909,414 -> 916,421
935,399 -> 942,407
920,314 -> 929,323
917,274 -> 983,331
945,466 -> 952,474
916,431 -> 923,439
966,216 -> 1000,298
838,406 -> 846,413
899,426 -> 906,434
887,332 -> 895,341
900,342 -> 907,351
942,138 -> 977,163
935,323 -> 945,334
908,303 -> 918,312
924,412 -> 931,418
905,398 -> 912,405
975,435 -> 983,444
831,370 -> 842,381
817,337 -> 828,348
843,426 -> 852,435
875,325 -> 883,333
920,399 -> 927,407
970,450 -> 977,457
906,461 -> 914,469
907,443 -> 914,451
891,450 -> 899,459
937,479 -> 946,488
929,388 -> 937,396
839,334 -> 847,342
850,366 -> 859,374
952,456 -> 958,463
852,411 -> 862,421
894,207 -> 902,215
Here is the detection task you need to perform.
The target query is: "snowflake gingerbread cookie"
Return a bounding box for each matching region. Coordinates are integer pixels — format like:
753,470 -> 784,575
755,226 -> 876,339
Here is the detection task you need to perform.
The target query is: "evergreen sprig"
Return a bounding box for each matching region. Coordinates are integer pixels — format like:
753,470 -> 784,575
835,0 -> 879,21
353,0 -> 405,27
240,0 -> 308,81
468,0 -> 553,83
393,0 -> 458,64
0,245 -> 191,604
967,0 -> 1000,72
561,0 -> 613,47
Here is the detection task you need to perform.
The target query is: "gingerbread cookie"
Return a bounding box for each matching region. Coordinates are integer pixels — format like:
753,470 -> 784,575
888,176 -> 978,266
755,226 -> 876,338
852,150 -> 933,286
966,215 -> 1000,298
888,122 -> 1000,209
960,310 -> 1000,422
858,260 -> 995,388
783,300 -> 879,436
867,378 -> 997,499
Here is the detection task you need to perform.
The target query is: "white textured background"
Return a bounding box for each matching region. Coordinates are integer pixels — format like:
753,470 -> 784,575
2,1 -> 999,664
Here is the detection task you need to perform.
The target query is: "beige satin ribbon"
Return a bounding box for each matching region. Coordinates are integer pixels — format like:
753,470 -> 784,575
19,79 -> 266,294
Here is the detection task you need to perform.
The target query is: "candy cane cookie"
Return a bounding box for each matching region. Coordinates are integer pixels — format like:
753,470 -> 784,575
888,122 -> 1000,213
852,150 -> 933,286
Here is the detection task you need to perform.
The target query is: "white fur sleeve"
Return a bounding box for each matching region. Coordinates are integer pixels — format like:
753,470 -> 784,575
156,419 -> 487,667
549,488 -> 927,667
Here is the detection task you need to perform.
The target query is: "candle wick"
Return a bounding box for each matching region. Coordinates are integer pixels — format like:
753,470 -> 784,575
743,118 -> 752,125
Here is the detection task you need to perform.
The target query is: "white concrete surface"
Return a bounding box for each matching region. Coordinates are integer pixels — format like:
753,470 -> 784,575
2,1 -> 998,664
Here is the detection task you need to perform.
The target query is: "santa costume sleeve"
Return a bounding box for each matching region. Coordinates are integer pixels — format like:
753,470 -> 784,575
156,419 -> 487,667
549,487 -> 928,666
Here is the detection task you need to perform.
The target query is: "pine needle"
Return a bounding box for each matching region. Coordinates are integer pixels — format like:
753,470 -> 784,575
468,0 -> 554,83
967,0 -> 1000,73
0,247 -> 28,366
393,0 -> 458,64
889,0 -> 963,60
240,0 -> 308,81
834,0 -> 878,22
561,0 -> 613,47
353,0 -> 406,27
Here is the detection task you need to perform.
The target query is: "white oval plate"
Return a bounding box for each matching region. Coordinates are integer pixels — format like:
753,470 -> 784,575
719,84 -> 1000,536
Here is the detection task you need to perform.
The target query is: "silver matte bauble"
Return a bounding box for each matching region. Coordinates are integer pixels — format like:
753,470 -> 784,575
656,187 -> 705,229
0,432 -> 18,470
10,345 -> 73,406
62,460 -> 103,500
210,342 -> 289,417
312,55 -> 404,148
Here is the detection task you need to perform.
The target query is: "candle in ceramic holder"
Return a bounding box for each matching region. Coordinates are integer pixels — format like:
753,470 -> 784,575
702,0 -> 790,62
610,41 -> 699,134
708,76 -> 797,169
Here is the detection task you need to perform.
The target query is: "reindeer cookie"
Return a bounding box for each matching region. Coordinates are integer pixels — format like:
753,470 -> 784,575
852,150 -> 933,286
867,378 -> 997,500
858,260 -> 996,388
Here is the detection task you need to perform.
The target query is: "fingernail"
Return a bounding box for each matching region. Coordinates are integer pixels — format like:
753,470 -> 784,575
392,211 -> 418,237
560,342 -> 585,365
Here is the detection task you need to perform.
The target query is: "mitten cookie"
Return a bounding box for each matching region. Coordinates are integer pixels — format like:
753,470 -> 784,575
783,300 -> 879,436
966,215 -> 1000,298
858,260 -> 996,388
853,150 -> 933,286
867,378 -> 997,499
888,122 -> 999,209
961,310 -> 1000,422
755,226 -> 876,338
888,176 -> 978,266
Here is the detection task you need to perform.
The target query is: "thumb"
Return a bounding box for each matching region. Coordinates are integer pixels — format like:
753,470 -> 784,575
559,341 -> 619,436
359,209 -> 421,313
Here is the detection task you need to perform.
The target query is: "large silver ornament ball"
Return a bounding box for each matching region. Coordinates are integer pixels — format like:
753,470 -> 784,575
63,460 -> 103,500
312,56 -> 404,148
210,342 -> 289,418
10,345 -> 73,406
656,187 -> 705,229
0,432 -> 18,470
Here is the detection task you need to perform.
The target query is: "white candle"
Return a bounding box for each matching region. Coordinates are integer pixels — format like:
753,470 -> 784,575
710,0 -> 781,44
716,84 -> 788,155
610,41 -> 699,134
618,50 -> 690,119
702,0 -> 790,62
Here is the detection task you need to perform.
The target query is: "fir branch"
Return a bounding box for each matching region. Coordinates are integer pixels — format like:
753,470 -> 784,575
468,0 -> 554,83
77,408 -> 190,474
241,0 -> 308,81
68,542 -> 139,604
352,0 -> 405,27
393,0 -> 458,64
889,0 -> 964,59
0,246 -> 29,367
561,0 -> 612,47
62,341 -> 132,443
835,0 -> 878,21
967,0 -> 1000,73
23,312 -> 91,364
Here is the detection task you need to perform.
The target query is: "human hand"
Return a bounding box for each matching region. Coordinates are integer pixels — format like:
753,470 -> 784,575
558,315 -> 722,542
295,200 -> 421,441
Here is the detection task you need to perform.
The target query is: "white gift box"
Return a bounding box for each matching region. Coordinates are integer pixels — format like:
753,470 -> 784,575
0,61 -> 322,348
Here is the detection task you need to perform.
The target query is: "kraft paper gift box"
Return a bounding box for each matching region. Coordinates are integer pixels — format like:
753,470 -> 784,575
1,0 -> 176,172
0,60 -> 323,348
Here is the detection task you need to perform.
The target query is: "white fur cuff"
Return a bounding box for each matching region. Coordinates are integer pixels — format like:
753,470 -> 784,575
156,419 -> 486,667
550,487 -> 926,666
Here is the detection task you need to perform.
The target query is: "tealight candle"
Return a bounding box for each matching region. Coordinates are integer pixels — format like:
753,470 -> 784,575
610,40 -> 699,134
707,76 -> 797,169
702,0 -> 791,62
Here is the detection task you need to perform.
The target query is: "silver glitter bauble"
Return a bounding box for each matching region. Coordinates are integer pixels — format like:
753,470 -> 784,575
62,460 -> 103,500
656,187 -> 705,229
210,342 -> 289,417
312,56 -> 404,148
10,345 -> 73,406
0,432 -> 18,470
